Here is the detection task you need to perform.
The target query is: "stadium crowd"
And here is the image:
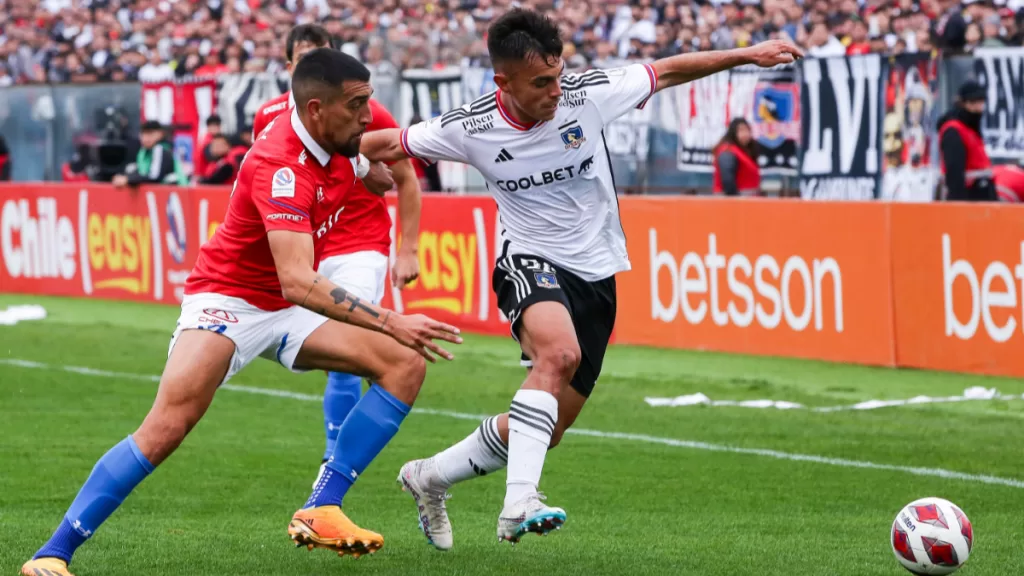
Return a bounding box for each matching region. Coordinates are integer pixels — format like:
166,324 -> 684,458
2,0 -> 1024,85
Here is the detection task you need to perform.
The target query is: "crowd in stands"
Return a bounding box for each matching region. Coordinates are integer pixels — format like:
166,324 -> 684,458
2,0 -> 1024,86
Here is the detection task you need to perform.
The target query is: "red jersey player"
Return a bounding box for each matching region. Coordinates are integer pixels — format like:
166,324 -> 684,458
252,24 -> 424,467
21,49 -> 458,576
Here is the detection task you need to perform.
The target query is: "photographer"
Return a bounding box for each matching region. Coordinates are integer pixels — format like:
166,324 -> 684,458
112,121 -> 187,188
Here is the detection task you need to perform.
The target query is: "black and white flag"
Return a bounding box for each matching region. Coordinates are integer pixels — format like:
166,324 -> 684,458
800,55 -> 884,200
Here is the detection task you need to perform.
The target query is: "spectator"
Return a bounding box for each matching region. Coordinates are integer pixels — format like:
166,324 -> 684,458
713,118 -> 761,197
112,120 -> 186,188
197,134 -> 244,185
805,22 -> 846,57
195,115 -> 222,181
846,17 -> 872,55
938,80 -> 995,202
138,51 -> 173,82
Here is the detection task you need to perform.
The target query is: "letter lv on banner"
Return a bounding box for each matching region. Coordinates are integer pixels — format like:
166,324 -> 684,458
614,197 -> 895,366
799,55 -> 885,200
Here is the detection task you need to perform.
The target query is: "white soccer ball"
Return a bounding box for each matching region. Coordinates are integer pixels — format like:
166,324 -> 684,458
891,497 -> 974,575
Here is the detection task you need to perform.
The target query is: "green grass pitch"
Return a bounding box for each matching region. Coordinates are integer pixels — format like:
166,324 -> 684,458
1,294 -> 1022,575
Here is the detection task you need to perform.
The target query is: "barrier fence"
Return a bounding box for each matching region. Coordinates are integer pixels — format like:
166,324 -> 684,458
1,50 -> 1022,197
2,184 -> 1022,378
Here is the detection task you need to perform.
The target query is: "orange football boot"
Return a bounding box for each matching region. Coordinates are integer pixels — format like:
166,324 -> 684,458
21,557 -> 75,576
288,506 -> 383,558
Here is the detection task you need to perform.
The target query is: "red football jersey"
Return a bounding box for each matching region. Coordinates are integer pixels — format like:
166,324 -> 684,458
323,99 -> 399,259
252,91 -> 292,140
186,110 -> 358,311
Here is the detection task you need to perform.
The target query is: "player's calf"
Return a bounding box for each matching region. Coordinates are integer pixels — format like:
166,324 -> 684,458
290,322 -> 432,556
26,330 -> 233,569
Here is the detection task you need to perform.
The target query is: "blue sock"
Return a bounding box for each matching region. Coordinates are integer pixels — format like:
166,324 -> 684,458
35,435 -> 154,564
323,372 -> 363,461
306,385 -> 410,508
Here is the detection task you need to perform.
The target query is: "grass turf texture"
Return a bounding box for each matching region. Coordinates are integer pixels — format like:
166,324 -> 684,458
1,293 -> 1022,576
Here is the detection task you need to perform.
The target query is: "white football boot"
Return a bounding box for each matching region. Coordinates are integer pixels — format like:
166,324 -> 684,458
397,459 -> 454,550
496,492 -> 566,544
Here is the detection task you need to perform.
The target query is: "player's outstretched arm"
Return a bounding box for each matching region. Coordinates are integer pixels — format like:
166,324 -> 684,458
267,229 -> 461,362
651,40 -> 804,93
360,129 -> 408,163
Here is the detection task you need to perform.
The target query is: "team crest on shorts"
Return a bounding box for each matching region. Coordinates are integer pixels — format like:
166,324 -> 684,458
535,272 -> 559,288
561,125 -> 586,150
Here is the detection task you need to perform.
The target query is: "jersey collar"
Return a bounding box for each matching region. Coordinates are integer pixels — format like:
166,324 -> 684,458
288,91 -> 295,109
289,109 -> 331,166
497,91 -> 541,131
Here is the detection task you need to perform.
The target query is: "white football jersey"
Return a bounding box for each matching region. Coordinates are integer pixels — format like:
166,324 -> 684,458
401,63 -> 657,281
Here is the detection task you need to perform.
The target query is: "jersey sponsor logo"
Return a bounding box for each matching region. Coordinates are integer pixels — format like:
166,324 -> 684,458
315,207 -> 345,239
534,271 -> 559,288
559,90 -> 587,108
560,122 -> 586,150
263,101 -> 288,115
271,167 -> 296,198
266,212 -> 305,222
462,115 -> 494,135
494,155 -> 594,192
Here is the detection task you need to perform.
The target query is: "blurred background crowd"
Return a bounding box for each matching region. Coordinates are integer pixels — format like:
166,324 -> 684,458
3,0 -> 1024,86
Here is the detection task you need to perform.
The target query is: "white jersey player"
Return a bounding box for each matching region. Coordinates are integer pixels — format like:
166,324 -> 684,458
360,8 -> 803,548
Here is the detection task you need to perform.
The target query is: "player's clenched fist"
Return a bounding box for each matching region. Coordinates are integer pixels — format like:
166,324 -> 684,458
743,39 -> 804,68
385,313 -> 462,362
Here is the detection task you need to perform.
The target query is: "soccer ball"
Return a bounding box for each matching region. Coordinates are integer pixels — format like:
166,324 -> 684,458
891,497 -> 974,575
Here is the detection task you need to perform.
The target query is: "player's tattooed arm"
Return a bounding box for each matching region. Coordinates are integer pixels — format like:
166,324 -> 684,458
268,230 -> 460,361
269,231 -> 392,333
328,285 -> 392,331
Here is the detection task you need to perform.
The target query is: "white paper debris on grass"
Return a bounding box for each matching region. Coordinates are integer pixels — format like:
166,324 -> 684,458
0,305 -> 47,326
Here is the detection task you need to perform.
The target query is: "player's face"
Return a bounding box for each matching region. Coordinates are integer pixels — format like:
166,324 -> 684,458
311,80 -> 373,158
495,54 -> 564,122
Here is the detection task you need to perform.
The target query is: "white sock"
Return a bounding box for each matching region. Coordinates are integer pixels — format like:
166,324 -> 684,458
505,389 -> 557,508
433,416 -> 508,486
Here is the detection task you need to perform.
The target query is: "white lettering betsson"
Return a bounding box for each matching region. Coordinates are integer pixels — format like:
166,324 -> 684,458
649,230 -> 843,333
1,197 -> 77,280
943,234 -> 1024,343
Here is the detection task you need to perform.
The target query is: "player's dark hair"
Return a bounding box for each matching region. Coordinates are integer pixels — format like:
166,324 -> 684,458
487,9 -> 563,67
286,24 -> 332,62
291,48 -> 370,110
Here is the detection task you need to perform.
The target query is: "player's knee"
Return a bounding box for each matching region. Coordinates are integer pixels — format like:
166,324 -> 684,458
379,348 -> 426,403
533,344 -> 581,384
135,413 -> 192,465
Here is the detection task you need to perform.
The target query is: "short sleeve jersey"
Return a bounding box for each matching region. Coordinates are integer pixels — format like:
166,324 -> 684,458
401,63 -> 657,281
186,110 -> 357,311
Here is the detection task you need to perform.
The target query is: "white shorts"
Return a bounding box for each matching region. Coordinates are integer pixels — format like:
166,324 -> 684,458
168,292 -> 330,384
317,250 -> 389,304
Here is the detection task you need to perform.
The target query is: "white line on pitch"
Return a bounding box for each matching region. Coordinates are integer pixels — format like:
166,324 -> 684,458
3,358 -> 1024,490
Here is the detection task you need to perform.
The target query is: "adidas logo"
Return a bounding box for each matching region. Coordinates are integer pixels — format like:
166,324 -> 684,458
494,148 -> 514,163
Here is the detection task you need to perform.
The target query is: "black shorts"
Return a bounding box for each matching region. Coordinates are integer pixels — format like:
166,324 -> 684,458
492,253 -> 616,398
